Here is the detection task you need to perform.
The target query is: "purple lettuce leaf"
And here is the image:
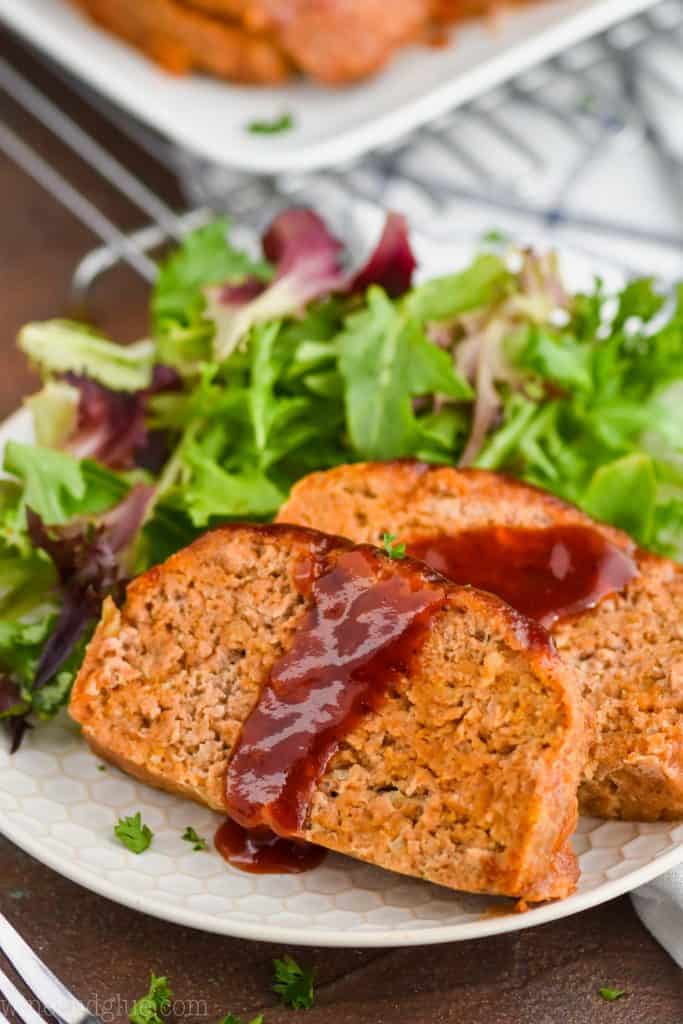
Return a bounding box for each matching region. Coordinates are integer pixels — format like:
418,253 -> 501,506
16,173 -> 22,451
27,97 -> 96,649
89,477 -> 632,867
26,483 -> 154,690
0,675 -> 24,716
61,365 -> 181,471
208,208 -> 416,361
349,212 -> 416,298
1,675 -> 30,753
209,209 -> 347,361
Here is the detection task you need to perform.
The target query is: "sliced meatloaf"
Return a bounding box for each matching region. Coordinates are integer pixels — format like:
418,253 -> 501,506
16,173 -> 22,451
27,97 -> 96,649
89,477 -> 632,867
277,462 -> 683,821
70,0 -> 534,85
70,0 -> 292,83
71,0 -> 427,84
70,523 -> 586,900
186,0 -> 429,84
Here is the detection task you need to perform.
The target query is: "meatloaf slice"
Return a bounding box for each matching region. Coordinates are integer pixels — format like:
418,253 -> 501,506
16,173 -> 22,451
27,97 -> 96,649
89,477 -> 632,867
277,462 -> 683,821
70,0 -> 291,83
71,0 -> 428,84
70,523 -> 586,900
184,0 -> 429,84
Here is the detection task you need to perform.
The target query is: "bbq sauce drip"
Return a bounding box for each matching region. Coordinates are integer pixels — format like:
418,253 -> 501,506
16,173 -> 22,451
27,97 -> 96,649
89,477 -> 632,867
214,819 -> 326,874
408,525 -> 638,628
225,547 -> 447,843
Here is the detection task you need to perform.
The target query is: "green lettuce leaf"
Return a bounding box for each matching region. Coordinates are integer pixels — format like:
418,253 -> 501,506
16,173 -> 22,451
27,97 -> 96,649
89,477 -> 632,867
405,253 -> 511,322
339,287 -> 472,460
507,325 -> 592,393
3,442 -> 130,525
19,321 -> 155,391
582,454 -> 657,544
152,219 -> 272,373
182,444 -> 284,525
24,380 -> 79,449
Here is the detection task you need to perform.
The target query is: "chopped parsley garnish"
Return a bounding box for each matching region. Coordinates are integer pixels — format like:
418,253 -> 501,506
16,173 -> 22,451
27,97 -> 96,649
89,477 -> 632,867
97,764 -> 107,772
182,826 -> 208,851
114,812 -> 154,854
481,229 -> 510,245
129,974 -> 173,1024
220,1016 -> 263,1024
382,532 -> 406,560
599,987 -> 627,1002
272,955 -> 315,1009
247,112 -> 294,135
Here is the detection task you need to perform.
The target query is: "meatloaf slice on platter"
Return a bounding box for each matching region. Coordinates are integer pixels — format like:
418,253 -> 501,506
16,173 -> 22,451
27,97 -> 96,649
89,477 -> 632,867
70,0 -> 428,84
70,0 -> 293,83
278,462 -> 683,821
70,523 -> 587,901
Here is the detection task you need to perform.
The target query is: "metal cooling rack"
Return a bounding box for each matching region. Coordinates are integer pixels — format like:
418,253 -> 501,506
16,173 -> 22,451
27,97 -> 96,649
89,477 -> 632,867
1,0 -> 682,299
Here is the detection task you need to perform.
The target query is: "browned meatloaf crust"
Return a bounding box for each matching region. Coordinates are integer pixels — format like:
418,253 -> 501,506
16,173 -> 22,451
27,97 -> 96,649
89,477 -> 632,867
70,523 -> 587,901
70,0 -> 292,83
278,462 -> 683,821
70,0 -> 531,85
70,0 -> 427,84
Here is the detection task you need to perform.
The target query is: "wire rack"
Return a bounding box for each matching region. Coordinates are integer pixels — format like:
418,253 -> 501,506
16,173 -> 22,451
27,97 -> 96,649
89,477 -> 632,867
1,0 -> 682,300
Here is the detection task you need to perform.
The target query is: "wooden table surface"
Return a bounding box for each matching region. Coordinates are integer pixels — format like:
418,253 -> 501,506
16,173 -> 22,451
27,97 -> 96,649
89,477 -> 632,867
1,27 -> 681,1024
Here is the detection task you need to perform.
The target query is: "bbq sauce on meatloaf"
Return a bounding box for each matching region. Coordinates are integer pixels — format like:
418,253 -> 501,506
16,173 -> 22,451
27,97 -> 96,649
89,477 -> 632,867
220,545 -> 448,872
408,525 -> 638,628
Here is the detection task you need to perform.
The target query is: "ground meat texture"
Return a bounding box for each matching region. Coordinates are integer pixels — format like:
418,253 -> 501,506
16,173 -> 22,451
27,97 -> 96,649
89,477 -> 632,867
277,461 -> 683,821
70,523 -> 587,901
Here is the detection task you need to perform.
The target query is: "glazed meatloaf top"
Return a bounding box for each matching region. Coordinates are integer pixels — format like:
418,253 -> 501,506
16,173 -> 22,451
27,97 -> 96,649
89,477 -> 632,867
277,461 -> 683,821
70,523 -> 587,901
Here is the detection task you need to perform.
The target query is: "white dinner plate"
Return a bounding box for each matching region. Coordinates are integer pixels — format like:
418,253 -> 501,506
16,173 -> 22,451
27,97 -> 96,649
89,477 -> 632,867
2,224 -> 683,946
1,0 -> 659,174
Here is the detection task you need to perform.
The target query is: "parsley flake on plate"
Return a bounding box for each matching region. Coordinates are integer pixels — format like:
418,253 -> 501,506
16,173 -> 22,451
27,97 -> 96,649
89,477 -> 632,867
182,826 -> 208,851
129,974 -> 173,1024
382,532 -> 406,560
599,987 -> 627,1002
114,812 -> 154,854
272,955 -> 315,1009
246,112 -> 294,135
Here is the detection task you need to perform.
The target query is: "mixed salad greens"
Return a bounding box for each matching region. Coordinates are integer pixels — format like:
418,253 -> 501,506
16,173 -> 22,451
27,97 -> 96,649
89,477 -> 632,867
2,208 -> 683,749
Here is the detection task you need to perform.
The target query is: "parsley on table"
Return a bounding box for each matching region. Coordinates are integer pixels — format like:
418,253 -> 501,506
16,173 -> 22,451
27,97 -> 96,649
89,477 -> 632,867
114,812 -> 154,854
382,532 -> 406,560
599,987 -> 627,1002
129,974 -> 173,1024
272,955 -> 315,1009
182,826 -> 208,851
220,1016 -> 263,1024
247,113 -> 294,135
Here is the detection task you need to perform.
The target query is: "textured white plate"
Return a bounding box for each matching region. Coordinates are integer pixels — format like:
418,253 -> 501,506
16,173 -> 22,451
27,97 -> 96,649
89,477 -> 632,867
2,405 -> 683,945
1,0 -> 659,174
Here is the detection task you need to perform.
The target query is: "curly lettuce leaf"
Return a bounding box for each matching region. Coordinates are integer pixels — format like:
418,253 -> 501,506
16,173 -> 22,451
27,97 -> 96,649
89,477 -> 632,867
182,444 -> 285,525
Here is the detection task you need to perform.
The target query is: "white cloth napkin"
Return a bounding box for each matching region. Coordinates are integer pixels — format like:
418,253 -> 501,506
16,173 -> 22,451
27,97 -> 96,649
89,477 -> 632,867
631,867 -> 683,967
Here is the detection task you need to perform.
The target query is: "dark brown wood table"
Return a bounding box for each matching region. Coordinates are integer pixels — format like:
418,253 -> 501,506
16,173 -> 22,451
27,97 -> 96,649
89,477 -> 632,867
1,27 -> 682,1024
